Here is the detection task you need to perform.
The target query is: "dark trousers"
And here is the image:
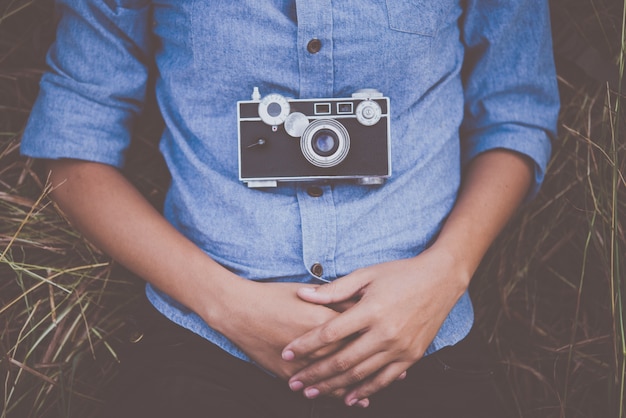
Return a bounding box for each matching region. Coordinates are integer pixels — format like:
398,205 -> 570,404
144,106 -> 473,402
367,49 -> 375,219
101,297 -> 508,418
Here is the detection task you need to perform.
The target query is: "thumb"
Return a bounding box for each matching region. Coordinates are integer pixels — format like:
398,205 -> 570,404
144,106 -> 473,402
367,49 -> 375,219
297,272 -> 369,305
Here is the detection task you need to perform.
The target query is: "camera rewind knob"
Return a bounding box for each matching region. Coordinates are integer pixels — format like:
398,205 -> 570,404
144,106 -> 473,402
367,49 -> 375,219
351,88 -> 383,99
258,93 -> 291,126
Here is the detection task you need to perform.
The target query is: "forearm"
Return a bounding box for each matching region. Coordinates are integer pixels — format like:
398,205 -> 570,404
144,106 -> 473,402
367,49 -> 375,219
430,149 -> 534,286
45,159 -> 242,323
45,158 -> 342,379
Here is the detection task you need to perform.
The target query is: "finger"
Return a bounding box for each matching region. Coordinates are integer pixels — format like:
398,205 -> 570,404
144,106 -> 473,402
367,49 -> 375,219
330,389 -> 370,409
282,327 -> 354,362
329,388 -> 348,399
306,338 -> 348,361
344,362 -> 411,406
296,351 -> 390,398
326,298 -> 359,313
282,339 -> 343,362
282,303 -> 371,361
288,327 -> 391,389
296,272 -> 369,305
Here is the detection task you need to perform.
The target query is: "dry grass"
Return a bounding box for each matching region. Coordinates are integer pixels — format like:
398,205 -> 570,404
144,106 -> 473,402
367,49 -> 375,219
1,0 -> 624,417
472,1 -> 625,416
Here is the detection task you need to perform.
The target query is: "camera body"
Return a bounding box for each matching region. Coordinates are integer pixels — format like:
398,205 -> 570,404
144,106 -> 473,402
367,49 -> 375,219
237,88 -> 391,188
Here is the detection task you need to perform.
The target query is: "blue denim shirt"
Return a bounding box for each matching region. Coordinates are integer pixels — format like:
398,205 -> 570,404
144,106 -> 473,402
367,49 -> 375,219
21,0 -> 559,362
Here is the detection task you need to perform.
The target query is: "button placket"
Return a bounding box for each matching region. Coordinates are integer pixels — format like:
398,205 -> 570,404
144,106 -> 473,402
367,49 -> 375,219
296,184 -> 337,281
295,0 -> 334,98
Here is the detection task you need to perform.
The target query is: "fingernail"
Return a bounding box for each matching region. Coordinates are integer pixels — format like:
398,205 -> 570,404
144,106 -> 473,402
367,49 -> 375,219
398,371 -> 407,380
299,287 -> 316,293
289,381 -> 304,391
347,398 -> 358,406
304,387 -> 320,399
282,350 -> 295,361
356,399 -> 370,408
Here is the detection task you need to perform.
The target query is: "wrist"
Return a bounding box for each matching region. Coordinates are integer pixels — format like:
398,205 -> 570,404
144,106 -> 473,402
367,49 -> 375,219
181,259 -> 250,330
422,242 -> 474,290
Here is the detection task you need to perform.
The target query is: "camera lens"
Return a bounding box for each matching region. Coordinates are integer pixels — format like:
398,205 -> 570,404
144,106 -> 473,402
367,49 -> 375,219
301,119 -> 350,168
312,130 -> 339,156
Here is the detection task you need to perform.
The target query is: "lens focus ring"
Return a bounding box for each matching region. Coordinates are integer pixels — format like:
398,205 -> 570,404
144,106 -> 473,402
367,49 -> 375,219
300,119 -> 350,168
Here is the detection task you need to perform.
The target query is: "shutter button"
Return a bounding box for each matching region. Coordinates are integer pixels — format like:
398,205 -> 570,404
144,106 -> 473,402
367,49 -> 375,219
307,39 -> 322,54
307,186 -> 324,197
311,263 -> 324,277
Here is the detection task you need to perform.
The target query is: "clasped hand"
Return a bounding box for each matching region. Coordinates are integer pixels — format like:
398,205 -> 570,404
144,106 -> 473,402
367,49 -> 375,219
281,248 -> 469,407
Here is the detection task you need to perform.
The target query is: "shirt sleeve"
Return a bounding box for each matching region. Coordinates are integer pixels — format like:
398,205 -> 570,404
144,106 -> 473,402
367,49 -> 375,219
20,0 -> 152,168
460,0 -> 560,199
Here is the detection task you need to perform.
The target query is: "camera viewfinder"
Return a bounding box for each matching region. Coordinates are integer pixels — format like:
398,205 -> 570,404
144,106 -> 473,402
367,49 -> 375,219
337,103 -> 353,114
314,103 -> 331,115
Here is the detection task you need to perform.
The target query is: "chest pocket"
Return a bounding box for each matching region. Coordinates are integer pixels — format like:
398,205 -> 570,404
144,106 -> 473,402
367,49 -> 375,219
386,0 -> 456,36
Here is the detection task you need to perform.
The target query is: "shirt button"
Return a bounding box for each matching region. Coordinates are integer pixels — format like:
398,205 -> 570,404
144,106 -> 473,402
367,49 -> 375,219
311,263 -> 324,277
307,38 -> 322,54
306,186 -> 324,197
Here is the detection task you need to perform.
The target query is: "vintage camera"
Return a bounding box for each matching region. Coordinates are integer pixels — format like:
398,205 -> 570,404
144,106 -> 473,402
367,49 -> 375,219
237,88 -> 391,188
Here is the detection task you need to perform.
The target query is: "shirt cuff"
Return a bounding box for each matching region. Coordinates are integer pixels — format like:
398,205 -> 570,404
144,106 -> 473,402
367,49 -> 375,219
461,123 -> 552,201
20,75 -> 136,168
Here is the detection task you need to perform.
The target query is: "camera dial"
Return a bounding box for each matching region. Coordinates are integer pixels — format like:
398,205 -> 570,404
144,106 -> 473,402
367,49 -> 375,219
355,100 -> 382,126
284,112 -> 310,137
300,119 -> 350,168
258,93 -> 291,126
